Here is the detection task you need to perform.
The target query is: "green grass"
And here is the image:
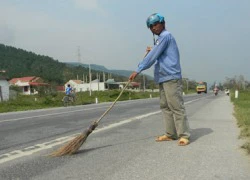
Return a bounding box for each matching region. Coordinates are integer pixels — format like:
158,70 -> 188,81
183,89 -> 196,94
0,90 -> 159,113
231,90 -> 250,154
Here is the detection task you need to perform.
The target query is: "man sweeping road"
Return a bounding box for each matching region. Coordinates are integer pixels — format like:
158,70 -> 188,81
129,13 -> 190,146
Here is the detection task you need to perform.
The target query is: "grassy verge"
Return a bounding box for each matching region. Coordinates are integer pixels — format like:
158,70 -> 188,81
231,90 -> 250,154
183,89 -> 196,95
0,90 -> 159,113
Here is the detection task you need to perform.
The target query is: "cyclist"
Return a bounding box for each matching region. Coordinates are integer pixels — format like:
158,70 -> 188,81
65,84 -> 72,97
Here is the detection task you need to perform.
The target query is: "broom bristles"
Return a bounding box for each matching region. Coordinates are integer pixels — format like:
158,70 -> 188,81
50,122 -> 98,157
50,133 -> 87,156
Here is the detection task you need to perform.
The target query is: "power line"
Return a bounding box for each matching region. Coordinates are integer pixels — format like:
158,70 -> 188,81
77,46 -> 81,64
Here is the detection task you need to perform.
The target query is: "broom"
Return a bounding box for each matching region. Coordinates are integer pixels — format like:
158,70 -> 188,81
50,80 -> 132,156
50,50 -> 150,157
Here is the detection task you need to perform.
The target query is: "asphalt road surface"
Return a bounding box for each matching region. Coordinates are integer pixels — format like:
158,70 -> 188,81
0,92 -> 250,180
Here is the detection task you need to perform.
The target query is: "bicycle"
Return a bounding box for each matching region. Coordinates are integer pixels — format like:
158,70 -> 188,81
62,94 -> 76,107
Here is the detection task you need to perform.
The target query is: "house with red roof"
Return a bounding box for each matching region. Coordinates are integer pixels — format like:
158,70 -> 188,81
9,76 -> 49,95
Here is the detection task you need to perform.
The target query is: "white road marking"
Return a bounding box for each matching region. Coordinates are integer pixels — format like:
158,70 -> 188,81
185,98 -> 201,104
0,111 -> 161,164
0,97 -> 207,164
0,97 -> 203,124
0,99 -> 152,124
0,106 -> 106,123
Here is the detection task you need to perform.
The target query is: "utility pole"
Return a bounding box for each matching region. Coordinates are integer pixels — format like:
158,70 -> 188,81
97,73 -> 100,91
0,70 -> 6,102
0,86 -> 3,102
103,72 -> 105,82
143,74 -> 146,92
77,46 -> 81,64
184,78 -> 189,92
89,64 -> 92,96
185,78 -> 189,92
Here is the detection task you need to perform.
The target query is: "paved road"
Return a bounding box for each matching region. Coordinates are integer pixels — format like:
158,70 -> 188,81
0,93 -> 250,180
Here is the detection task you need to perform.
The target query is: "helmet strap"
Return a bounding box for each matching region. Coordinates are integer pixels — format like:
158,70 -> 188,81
153,33 -> 156,45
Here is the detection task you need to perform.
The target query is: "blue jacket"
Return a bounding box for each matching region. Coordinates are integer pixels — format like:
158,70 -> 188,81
65,87 -> 72,95
136,29 -> 182,83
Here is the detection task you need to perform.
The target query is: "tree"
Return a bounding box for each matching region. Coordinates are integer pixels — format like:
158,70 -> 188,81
223,75 -> 250,90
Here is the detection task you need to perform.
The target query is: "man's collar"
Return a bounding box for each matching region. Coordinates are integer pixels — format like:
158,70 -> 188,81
158,29 -> 166,37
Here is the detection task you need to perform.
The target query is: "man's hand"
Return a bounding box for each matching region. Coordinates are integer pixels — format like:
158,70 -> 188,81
143,46 -> 152,58
129,72 -> 138,81
146,46 -> 152,52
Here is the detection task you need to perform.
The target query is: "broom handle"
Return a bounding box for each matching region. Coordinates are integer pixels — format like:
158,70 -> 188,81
94,51 -> 150,124
95,80 -> 131,124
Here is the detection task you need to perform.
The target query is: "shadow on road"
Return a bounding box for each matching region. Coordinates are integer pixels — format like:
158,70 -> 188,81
67,129 -> 213,156
76,145 -> 112,154
190,128 -> 213,142
76,136 -> 154,155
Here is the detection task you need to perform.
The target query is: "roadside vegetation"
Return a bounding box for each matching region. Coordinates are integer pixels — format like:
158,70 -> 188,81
231,90 -> 250,154
0,90 -> 160,113
222,75 -> 250,154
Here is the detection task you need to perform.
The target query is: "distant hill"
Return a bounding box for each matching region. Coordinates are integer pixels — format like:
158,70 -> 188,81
0,44 -> 155,87
0,44 -> 130,85
65,62 -> 154,80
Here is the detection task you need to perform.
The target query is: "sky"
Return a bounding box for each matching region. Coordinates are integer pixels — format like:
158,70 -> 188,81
1,0 -> 250,85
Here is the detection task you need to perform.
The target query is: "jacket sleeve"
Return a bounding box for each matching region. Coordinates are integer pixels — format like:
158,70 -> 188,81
135,35 -> 169,73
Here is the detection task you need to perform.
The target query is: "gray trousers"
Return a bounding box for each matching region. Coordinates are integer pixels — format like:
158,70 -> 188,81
159,79 -> 190,139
